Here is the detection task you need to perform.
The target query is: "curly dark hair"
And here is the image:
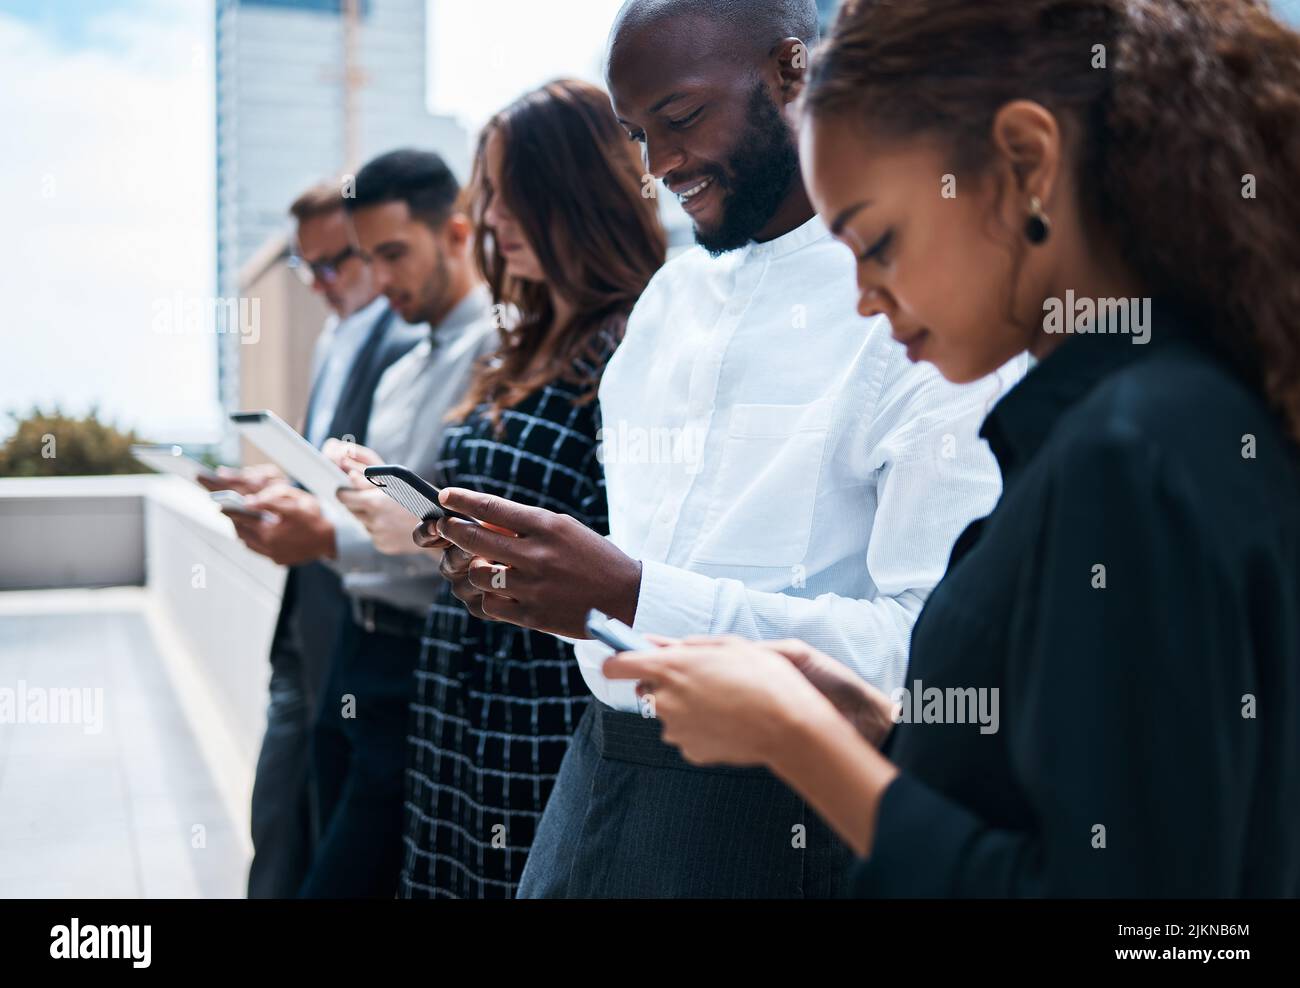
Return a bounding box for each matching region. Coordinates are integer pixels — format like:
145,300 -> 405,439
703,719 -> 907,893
806,0 -> 1300,439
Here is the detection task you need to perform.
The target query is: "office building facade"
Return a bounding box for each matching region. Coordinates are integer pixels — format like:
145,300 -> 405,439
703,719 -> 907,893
214,0 -> 468,446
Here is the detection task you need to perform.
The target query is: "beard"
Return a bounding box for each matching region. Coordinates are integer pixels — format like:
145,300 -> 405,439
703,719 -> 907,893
409,248 -> 451,325
694,85 -> 801,256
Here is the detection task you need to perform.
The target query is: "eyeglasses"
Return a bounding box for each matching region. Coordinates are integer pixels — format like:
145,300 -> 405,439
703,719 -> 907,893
288,244 -> 358,286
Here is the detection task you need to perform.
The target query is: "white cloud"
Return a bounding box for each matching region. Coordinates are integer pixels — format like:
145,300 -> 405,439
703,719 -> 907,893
429,0 -> 627,131
0,0 -> 668,445
0,9 -> 219,443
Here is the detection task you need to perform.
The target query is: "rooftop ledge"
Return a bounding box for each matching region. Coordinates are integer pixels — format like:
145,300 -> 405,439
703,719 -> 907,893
1,475 -> 290,895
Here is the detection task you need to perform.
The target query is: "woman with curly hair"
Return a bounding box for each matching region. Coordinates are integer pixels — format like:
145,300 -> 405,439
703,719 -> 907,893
605,0 -> 1300,897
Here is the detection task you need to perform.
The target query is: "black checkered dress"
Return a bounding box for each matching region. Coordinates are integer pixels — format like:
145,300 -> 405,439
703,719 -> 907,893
398,334 -> 615,898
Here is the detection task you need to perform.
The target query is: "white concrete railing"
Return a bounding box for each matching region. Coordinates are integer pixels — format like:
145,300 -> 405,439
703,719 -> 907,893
143,477 -> 285,763
0,475 -> 283,766
0,475 -> 149,589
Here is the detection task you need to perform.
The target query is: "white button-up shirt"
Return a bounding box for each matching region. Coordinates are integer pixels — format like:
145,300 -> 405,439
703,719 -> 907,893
572,216 -> 1025,711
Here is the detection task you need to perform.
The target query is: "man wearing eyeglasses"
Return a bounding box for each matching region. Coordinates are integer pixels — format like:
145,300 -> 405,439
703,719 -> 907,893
204,179 -> 425,898
225,154 -> 495,898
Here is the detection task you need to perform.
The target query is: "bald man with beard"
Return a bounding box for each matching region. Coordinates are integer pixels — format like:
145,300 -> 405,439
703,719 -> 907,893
427,0 -> 1022,897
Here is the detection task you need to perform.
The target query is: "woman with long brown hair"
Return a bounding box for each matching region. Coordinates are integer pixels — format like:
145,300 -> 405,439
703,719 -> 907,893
398,78 -> 665,898
603,0 -> 1300,896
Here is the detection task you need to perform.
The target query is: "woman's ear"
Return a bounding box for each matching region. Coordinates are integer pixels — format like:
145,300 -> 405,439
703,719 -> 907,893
990,99 -> 1061,205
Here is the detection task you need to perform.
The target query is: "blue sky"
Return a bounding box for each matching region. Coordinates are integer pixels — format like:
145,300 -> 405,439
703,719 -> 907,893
3,0 -> 1297,444
0,0 -> 145,42
1,0 -> 144,36
0,0 -> 623,446
0,0 -> 219,443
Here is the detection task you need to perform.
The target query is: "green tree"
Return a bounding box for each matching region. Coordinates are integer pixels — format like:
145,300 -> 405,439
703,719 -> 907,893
0,406 -> 150,477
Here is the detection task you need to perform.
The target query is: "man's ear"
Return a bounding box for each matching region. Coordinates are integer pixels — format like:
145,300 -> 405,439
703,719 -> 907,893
774,36 -> 810,104
442,212 -> 474,250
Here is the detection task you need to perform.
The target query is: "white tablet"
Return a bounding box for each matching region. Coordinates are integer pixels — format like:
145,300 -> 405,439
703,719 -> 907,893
131,444 -> 217,484
230,410 -> 350,502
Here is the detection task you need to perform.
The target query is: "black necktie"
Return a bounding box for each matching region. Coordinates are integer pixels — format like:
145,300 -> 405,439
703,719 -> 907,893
320,304 -> 419,447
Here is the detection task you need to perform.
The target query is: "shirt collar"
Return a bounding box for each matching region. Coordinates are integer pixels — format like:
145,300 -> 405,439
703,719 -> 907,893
339,293 -> 389,332
980,296 -> 1187,476
744,213 -> 831,261
429,284 -> 493,344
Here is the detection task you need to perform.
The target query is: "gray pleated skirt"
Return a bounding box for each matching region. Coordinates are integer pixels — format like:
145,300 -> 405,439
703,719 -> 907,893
517,698 -> 853,898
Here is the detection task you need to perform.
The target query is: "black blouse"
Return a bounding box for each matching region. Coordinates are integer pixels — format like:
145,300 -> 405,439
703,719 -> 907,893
852,307 -> 1300,897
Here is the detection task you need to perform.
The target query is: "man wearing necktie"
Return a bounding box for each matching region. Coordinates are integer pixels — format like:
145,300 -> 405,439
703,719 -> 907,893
201,179 -> 423,898
429,0 -> 1021,898
229,151 -> 496,898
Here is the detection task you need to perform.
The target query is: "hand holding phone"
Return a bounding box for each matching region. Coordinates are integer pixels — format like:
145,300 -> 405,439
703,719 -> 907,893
362,465 -> 477,523
363,466 -> 517,538
211,490 -> 276,524
323,438 -> 384,480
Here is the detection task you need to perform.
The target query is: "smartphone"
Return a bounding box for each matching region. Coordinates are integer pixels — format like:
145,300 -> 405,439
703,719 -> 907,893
586,609 -> 654,653
211,490 -> 276,524
131,443 -> 218,484
230,409 -> 349,501
363,465 -> 477,524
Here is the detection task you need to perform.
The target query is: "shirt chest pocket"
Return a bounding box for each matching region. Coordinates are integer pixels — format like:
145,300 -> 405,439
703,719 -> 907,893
692,398 -> 834,568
